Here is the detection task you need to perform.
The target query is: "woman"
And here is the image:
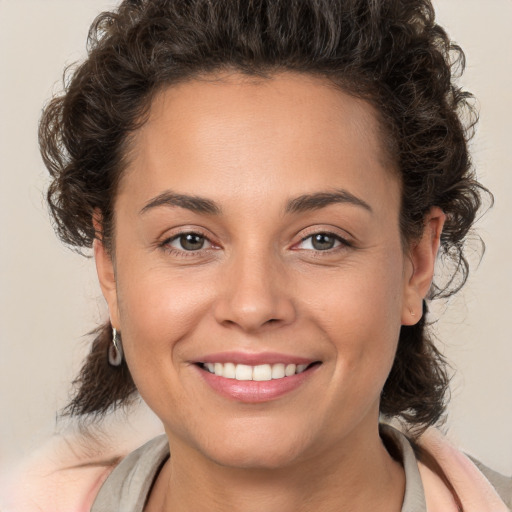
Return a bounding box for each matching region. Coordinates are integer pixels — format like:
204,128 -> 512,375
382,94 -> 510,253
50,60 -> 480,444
4,0 -> 511,510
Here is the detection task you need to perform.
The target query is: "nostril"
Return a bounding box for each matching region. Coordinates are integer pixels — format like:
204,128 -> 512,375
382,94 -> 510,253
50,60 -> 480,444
212,291 -> 297,332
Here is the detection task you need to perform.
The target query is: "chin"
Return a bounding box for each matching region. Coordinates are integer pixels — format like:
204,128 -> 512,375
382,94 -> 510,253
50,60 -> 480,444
208,445 -> 303,470
196,426 -> 313,470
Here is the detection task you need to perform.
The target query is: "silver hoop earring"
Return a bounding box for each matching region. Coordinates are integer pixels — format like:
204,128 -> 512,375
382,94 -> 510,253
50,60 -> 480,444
109,328 -> 124,367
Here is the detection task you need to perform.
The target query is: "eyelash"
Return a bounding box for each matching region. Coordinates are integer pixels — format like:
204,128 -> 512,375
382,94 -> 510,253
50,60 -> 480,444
160,231 -> 214,258
159,230 -> 352,258
295,232 -> 352,253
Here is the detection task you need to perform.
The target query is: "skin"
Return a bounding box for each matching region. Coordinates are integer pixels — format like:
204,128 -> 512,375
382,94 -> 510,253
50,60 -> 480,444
95,72 -> 445,512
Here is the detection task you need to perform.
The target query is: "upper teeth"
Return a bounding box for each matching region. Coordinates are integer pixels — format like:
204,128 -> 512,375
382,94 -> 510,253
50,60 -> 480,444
203,362 -> 308,381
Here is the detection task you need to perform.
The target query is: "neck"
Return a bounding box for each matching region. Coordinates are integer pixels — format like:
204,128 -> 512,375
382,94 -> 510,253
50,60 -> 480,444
147,423 -> 405,512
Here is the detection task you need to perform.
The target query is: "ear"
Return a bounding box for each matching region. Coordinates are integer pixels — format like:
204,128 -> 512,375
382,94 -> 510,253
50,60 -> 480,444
401,207 -> 446,326
93,212 -> 120,330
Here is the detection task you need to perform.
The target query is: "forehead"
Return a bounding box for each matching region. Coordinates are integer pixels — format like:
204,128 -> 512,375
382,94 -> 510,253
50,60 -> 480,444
120,72 -> 399,211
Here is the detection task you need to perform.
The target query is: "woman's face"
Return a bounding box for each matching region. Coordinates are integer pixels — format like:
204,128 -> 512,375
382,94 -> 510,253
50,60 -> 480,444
96,72 -> 440,469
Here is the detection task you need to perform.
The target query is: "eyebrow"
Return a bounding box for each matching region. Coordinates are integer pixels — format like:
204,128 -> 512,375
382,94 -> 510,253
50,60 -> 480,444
285,190 -> 373,214
140,188 -> 372,216
140,191 -> 221,215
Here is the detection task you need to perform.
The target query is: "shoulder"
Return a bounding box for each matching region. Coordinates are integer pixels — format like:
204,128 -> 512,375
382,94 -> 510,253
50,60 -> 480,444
381,423 -> 511,510
1,432 -> 169,512
416,427 -> 512,510
91,435 -> 169,511
469,457 -> 512,509
2,463 -> 116,512
0,434 -> 124,512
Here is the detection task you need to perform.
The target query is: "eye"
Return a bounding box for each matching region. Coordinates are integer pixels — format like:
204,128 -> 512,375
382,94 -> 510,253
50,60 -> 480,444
167,232 -> 211,251
297,232 -> 345,251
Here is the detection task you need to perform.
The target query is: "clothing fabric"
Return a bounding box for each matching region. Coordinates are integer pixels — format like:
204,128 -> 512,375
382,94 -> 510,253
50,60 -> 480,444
91,426 -> 511,512
92,434 -> 169,512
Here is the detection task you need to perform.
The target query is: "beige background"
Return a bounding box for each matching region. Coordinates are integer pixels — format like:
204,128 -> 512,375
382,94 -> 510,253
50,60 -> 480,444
0,0 -> 511,475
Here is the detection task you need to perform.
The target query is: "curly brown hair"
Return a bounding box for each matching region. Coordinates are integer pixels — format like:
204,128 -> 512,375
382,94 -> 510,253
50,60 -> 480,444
40,0 -> 486,434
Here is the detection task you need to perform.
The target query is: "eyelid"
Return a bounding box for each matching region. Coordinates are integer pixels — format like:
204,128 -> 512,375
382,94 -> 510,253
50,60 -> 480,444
157,226 -> 221,257
157,225 -> 215,244
297,234 -> 343,250
297,232 -> 351,251
166,232 -> 213,250
291,225 -> 355,250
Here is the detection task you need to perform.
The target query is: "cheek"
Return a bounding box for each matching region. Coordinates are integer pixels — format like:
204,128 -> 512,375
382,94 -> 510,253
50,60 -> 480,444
113,269 -> 216,429
114,263 -> 215,374
302,250 -> 404,335
303,251 -> 405,391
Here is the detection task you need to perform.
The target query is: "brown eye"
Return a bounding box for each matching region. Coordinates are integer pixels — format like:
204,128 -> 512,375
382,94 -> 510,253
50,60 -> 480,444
297,232 -> 346,251
170,233 -> 208,251
311,233 -> 337,250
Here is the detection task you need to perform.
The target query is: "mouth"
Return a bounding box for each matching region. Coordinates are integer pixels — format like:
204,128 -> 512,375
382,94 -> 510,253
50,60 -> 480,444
197,361 -> 320,381
194,357 -> 322,403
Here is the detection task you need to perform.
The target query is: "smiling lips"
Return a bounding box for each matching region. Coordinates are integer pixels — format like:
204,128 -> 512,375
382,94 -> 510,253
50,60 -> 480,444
202,362 -> 309,381
196,354 -> 320,402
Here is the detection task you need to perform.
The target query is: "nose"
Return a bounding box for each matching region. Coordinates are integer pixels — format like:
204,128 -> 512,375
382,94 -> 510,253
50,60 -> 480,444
212,249 -> 297,333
